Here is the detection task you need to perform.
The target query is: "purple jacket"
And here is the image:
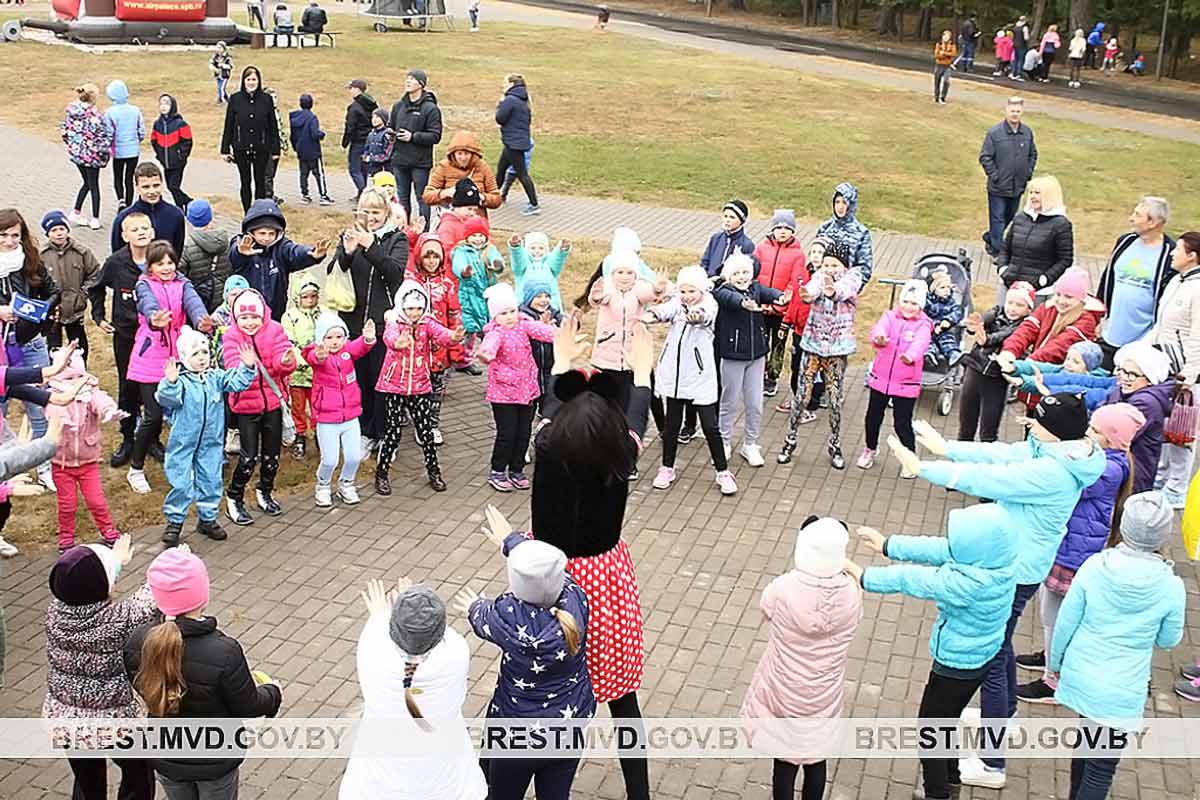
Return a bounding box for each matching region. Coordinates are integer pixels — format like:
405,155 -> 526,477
1104,381 -> 1174,494
867,309 -> 933,399
1054,449 -> 1128,572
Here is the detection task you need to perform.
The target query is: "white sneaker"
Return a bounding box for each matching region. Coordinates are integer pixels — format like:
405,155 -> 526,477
739,443 -> 764,467
88,217 -> 101,231
431,428 -> 444,445
958,754 -> 1007,789
652,466 -> 676,489
360,436 -> 376,455
0,536 -> 18,558
960,706 -> 982,726
338,481 -> 361,505
900,466 -> 918,479
715,470 -> 738,495
315,483 -> 332,507
127,468 -> 151,494
68,210 -> 84,224
36,462 -> 57,492
225,429 -> 241,455
857,447 -> 876,469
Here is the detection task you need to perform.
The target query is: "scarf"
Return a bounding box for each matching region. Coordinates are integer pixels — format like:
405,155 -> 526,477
0,248 -> 24,279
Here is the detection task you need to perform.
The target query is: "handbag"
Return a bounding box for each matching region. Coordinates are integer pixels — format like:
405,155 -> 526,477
325,264 -> 356,312
2,325 -> 24,368
1165,384 -> 1200,447
256,357 -> 297,447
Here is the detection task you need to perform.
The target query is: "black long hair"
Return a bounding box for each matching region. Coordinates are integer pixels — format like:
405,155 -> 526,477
538,381 -> 633,483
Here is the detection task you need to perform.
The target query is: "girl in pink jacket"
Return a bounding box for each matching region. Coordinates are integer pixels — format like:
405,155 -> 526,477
220,289 -> 299,526
374,280 -> 464,496
859,279 -> 932,475
477,282 -> 556,492
46,351 -> 127,551
125,240 -> 211,496
741,516 -> 862,800
303,312 -> 376,509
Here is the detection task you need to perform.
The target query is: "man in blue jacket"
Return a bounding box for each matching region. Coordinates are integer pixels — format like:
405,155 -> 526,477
289,93 -> 334,206
700,199 -> 757,277
109,162 -> 186,255
979,97 -> 1037,259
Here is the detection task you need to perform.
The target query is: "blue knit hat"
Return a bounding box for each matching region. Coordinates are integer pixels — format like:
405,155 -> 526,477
41,210 -> 69,235
1068,341 -> 1103,373
522,275 -> 555,307
186,198 -> 213,228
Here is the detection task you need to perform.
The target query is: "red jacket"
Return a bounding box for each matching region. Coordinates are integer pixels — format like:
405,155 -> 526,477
754,237 -> 809,318
406,233 -> 463,372
1002,296 -> 1105,406
222,311 -> 297,414
377,316 -> 455,396
303,336 -> 372,424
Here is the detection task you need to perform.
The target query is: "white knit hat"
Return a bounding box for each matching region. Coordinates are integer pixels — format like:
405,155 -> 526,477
899,279 -> 928,308
793,517 -> 849,578
394,279 -> 430,313
676,265 -> 711,293
1114,342 -> 1173,385
175,326 -> 210,370
507,540 -> 568,608
524,231 -> 550,252
611,226 -> 641,254
485,282 -> 519,319
720,252 -> 755,282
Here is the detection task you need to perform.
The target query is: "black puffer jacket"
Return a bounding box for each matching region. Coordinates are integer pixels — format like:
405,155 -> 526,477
220,67 -> 280,157
962,303 -> 1025,376
388,90 -> 442,168
996,211 -> 1074,290
88,246 -> 142,338
341,93 -> 378,148
330,229 -> 408,337
124,615 -> 283,782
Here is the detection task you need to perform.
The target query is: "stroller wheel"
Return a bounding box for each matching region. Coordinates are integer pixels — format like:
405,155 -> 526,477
938,390 -> 954,416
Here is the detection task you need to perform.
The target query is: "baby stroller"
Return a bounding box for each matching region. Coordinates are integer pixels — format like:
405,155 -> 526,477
880,248 -> 973,416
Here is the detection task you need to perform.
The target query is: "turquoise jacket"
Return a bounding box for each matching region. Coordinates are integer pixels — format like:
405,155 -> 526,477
920,438 -> 1106,585
509,244 -> 567,311
1011,360 -> 1114,412
863,503 -> 1017,670
451,242 -> 504,333
1050,547 -> 1185,729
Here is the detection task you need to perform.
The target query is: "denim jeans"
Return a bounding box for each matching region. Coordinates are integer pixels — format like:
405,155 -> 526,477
347,143 -> 367,198
985,192 -> 1022,257
391,165 -> 431,226
0,336 -> 49,439
159,767 -> 240,800
1069,723 -> 1125,800
980,581 -> 1040,769
962,39 -> 977,69
1011,47 -> 1026,77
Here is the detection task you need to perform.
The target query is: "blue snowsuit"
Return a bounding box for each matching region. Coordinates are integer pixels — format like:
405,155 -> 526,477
925,291 -> 964,361
158,363 -> 256,524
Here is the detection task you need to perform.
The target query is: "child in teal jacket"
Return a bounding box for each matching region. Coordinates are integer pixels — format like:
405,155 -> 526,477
508,231 -> 570,311
451,215 -> 505,337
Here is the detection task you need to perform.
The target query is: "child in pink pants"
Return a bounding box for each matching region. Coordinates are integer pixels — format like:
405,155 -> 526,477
46,351 -> 127,551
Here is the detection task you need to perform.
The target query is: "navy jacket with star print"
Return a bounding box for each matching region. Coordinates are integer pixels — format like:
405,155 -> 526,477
469,534 -> 597,721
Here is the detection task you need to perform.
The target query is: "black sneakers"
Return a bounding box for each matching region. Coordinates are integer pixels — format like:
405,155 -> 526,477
197,519 -> 228,541
1016,651 -> 1046,671
1016,678 -> 1058,704
110,438 -> 133,468
161,521 -> 182,547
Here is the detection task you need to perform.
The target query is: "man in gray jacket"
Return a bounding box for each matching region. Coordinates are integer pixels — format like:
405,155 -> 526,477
979,96 -> 1037,259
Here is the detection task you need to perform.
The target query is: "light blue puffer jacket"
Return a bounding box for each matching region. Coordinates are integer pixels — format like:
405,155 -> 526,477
920,437 -> 1106,585
863,503 -> 1017,670
1049,546 -> 1185,729
103,80 -> 145,160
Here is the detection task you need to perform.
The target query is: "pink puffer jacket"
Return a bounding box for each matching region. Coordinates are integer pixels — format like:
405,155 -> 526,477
866,308 -> 933,399
46,362 -> 122,468
222,311 -> 296,414
303,336 -> 372,424
479,318 -> 556,404
588,277 -> 657,371
126,275 -> 205,384
377,316 -> 455,396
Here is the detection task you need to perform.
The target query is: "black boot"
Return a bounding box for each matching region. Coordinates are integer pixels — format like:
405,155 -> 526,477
197,518 -> 228,541
777,438 -> 797,464
256,489 -> 282,516
428,469 -> 446,492
149,439 -> 165,463
291,435 -> 307,460
226,495 -> 254,526
110,437 -> 134,468
161,521 -> 182,546
375,469 -> 392,496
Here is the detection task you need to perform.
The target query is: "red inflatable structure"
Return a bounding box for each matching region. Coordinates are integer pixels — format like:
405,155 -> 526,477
34,0 -> 237,43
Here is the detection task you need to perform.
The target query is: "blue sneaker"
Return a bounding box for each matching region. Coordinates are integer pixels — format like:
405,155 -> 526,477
520,204 -> 541,216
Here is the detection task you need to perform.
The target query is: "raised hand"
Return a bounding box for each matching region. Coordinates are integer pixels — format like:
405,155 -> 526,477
508,234 -> 522,247
652,271 -> 669,294
777,289 -> 793,306
540,309 -> 553,325
741,298 -> 761,312
313,343 -> 329,361
559,239 -> 571,252
237,234 -> 261,256
360,578 -> 393,616
857,526 -> 886,554
112,533 -> 134,567
482,504 -> 512,548
363,319 -> 377,341
311,238 -> 332,259
342,229 -> 360,254
452,586 -> 481,616
197,315 -> 215,334
872,334 -> 888,347
912,419 -> 948,456
551,311 -> 589,374
450,325 -> 466,343
1031,364 -> 1050,396
887,434 -> 922,476
396,576 -> 413,594
238,343 -> 257,367
45,341 -> 79,378
280,347 -> 298,368
150,310 -> 172,330
627,322 -> 654,385
163,357 -> 180,384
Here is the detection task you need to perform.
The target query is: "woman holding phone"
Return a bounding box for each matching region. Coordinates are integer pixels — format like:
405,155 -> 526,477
328,188 -> 408,454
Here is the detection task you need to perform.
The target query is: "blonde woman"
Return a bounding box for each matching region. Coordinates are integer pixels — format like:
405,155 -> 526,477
995,175 -> 1075,295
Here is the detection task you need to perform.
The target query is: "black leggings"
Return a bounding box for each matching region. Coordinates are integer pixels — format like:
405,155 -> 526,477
864,388 -> 916,451
48,321 -> 89,366
234,150 -> 272,211
772,759 -> 827,800
112,157 -> 137,207
229,408 -> 283,499
662,398 -> 726,471
163,166 -> 193,209
496,146 -> 537,206
917,669 -> 987,799
131,381 -> 163,470
66,756 -> 154,800
608,691 -> 650,800
487,757 -> 581,800
74,164 -> 101,218
957,367 -> 1008,443
491,402 -> 535,474
378,393 -> 440,477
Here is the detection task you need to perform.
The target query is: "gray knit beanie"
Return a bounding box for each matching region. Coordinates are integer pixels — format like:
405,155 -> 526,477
1120,491 -> 1175,552
389,585 -> 447,656
508,540 -> 568,608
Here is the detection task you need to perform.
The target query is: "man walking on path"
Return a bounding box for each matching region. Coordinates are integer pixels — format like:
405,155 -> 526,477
954,12 -> 980,73
342,79 -> 377,204
979,97 -> 1037,261
389,68 -> 443,226
1010,16 -> 1031,79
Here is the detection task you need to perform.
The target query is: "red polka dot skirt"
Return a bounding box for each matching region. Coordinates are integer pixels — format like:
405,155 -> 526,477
567,539 -> 645,704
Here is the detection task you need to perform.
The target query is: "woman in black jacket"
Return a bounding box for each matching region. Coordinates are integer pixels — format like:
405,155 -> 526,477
996,175 -> 1074,294
328,188 -> 408,450
125,546 -> 282,800
220,66 -> 280,212
494,74 -> 539,215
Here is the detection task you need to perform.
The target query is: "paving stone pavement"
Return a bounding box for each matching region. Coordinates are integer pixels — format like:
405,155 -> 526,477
0,121 -> 1192,799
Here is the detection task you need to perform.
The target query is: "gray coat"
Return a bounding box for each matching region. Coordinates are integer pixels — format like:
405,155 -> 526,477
979,121 -> 1038,198
649,295 -> 719,406
180,226 -> 235,312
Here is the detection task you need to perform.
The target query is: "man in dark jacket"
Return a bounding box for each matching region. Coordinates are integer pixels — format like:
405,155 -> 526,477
979,97 -> 1037,258
150,94 -> 194,209
957,13 -> 980,73
109,162 -> 186,255
342,79 -> 377,202
289,93 -> 333,205
299,0 -> 327,33
700,200 -> 758,277
1010,15 -> 1031,78
495,74 -> 539,215
388,68 -> 443,225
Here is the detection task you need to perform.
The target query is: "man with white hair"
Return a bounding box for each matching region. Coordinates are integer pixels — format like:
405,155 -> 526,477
1095,196 -> 1176,368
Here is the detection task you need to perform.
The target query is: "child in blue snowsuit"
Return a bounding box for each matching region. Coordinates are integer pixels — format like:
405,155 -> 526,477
157,325 -> 256,547
925,269 -> 964,366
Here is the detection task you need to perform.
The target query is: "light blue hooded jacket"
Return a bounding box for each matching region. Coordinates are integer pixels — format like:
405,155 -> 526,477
1049,546 -> 1185,729
863,503 -> 1017,670
816,182 -> 874,285
919,437 -> 1106,585
103,80 -> 145,160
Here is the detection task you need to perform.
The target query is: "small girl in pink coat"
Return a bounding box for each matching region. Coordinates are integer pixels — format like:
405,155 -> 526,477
741,516 -> 862,800
303,312 -> 376,509
476,282 -> 556,492
46,350 -> 127,551
858,279 -> 933,476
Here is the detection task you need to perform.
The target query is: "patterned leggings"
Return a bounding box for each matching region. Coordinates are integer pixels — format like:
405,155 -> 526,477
430,369 -> 448,431
784,352 -> 848,449
377,393 -> 440,477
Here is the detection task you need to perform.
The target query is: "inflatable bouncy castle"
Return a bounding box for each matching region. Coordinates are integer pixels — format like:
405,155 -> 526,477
25,0 -> 237,43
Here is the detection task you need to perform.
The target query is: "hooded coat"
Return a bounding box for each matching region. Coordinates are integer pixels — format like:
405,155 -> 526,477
587,276 -> 658,370
288,104 -> 325,162
920,437 -> 1107,585
103,80 -> 145,160
421,131 -> 502,215
451,240 -> 504,334
303,334 -> 373,424
405,233 -> 462,373
509,241 -> 567,311
388,89 -> 443,169
479,317 -> 557,404
868,309 -> 934,398
996,210 -> 1075,290
864,504 -> 1018,670
179,224 -> 236,312
342,92 -> 378,148
46,365 -> 122,468
220,68 -> 281,157
714,281 -> 785,361
378,306 -> 455,397
61,100 -> 112,168
816,183 -> 875,284
281,290 -> 320,387
648,294 -> 719,405
495,83 -> 532,151
127,273 -> 208,384
1104,381 -> 1175,494
157,362 -> 256,523
151,95 -> 193,170
229,199 -> 318,321
41,238 -> 100,326
1049,546 -> 1185,729
1087,22 -> 1106,47
1054,448 -> 1128,572
221,293 -> 296,414
330,226 -> 408,338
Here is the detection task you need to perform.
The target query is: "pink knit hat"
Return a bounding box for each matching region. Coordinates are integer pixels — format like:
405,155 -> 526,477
234,290 -> 266,321
1090,402 -> 1146,451
147,549 -> 210,617
1054,267 -> 1091,301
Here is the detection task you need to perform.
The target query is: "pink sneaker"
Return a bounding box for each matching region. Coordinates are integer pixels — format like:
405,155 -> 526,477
715,470 -> 738,495
652,466 -> 676,490
856,447 -> 876,469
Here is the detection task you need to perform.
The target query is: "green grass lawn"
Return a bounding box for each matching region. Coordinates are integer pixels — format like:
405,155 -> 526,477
4,7 -> 1195,252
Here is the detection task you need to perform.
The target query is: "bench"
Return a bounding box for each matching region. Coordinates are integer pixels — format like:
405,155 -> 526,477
298,30 -> 339,47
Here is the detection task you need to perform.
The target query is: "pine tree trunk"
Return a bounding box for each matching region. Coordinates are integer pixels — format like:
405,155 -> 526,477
878,3 -> 899,36
850,0 -> 861,27
1069,0 -> 1094,34
832,0 -> 841,28
1031,0 -> 1047,42
917,5 -> 932,41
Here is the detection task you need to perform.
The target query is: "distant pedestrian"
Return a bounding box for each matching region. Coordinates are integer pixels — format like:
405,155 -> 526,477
220,66 -> 280,211
209,42 -> 233,104
467,0 -> 479,30
953,12 -> 979,72
1009,15 -> 1030,79
495,74 -> 539,216
1085,22 -> 1105,69
1102,36 -> 1119,71
288,93 -> 334,205
934,30 -> 956,104
246,0 -> 266,29
342,79 -> 377,202
60,83 -> 111,230
299,0 -> 327,33
151,94 -> 194,209
993,28 -> 1014,76
1068,28 -> 1087,87
594,4 -> 609,30
1038,24 -> 1061,81
979,97 -> 1037,259
103,80 -> 145,210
